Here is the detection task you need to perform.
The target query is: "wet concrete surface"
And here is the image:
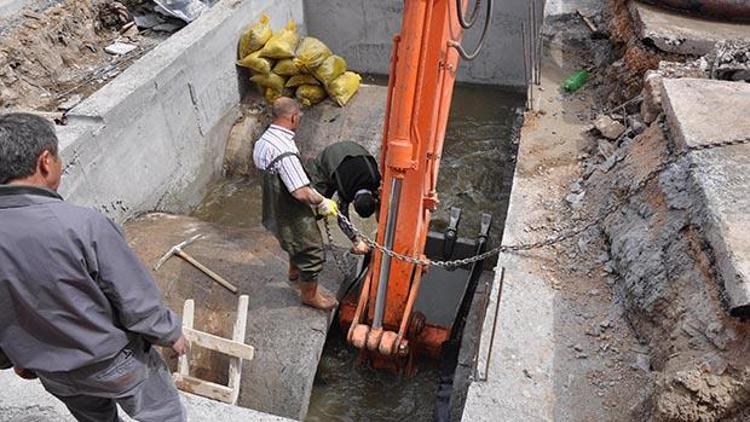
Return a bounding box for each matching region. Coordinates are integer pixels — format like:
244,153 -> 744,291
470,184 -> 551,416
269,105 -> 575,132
124,213 -> 346,421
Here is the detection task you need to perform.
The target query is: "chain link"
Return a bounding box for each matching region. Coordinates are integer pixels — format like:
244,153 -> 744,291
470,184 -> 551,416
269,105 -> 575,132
327,136 -> 750,269
322,218 -> 353,276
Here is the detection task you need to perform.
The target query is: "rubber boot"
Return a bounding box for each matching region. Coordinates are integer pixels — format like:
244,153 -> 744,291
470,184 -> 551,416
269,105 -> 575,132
288,263 -> 300,282
298,280 -> 338,310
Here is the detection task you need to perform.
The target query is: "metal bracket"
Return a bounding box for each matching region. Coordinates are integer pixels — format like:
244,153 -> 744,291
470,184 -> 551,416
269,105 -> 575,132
443,207 -> 462,260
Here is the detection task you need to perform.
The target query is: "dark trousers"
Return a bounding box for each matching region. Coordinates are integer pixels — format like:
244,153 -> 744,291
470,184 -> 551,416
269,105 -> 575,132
37,340 -> 185,422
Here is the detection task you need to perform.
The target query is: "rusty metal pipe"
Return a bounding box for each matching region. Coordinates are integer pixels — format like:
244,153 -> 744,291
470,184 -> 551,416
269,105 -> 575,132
640,0 -> 750,22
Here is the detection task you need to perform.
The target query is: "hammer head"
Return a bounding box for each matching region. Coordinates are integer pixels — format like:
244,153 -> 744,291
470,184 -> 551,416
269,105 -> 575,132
153,234 -> 203,271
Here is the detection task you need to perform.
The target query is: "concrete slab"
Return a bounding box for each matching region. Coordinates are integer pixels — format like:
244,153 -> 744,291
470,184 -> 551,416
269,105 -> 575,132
630,2 -> 750,56
0,370 -> 291,422
295,84 -> 387,160
661,78 -> 750,315
124,214 -> 347,420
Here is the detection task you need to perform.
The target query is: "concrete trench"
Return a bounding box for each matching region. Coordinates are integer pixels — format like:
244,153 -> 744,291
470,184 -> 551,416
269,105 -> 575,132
4,0 -> 750,421
0,0 -> 532,420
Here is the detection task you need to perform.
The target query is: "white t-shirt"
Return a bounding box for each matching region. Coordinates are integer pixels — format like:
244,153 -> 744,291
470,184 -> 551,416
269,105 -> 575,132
253,124 -> 310,193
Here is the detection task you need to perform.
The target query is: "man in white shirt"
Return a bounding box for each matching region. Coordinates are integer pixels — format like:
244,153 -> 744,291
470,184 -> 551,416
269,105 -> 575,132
253,98 -> 339,310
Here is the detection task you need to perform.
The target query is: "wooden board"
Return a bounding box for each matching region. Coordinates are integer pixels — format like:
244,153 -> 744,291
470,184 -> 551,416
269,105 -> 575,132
174,374 -> 234,404
183,327 -> 255,361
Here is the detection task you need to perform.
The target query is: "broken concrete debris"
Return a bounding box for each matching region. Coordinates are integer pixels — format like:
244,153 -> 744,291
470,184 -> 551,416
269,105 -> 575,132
594,115 -> 626,140
707,40 -> 750,82
104,41 -> 138,55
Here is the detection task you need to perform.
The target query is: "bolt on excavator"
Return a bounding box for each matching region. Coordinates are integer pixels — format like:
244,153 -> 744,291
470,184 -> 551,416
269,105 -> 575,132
338,0 -> 495,377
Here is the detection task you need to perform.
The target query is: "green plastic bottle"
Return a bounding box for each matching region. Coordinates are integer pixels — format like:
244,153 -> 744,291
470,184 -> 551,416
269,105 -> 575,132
563,70 -> 590,92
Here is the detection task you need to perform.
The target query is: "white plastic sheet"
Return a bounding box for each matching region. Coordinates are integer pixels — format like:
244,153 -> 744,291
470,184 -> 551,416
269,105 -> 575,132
153,0 -> 208,23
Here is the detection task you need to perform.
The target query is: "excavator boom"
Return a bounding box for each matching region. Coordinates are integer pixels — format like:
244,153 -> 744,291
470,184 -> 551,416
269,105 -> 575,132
340,0 -> 484,368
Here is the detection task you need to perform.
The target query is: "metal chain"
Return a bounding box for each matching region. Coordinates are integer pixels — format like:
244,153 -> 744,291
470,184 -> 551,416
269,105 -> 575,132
329,136 -> 750,269
322,217 -> 353,276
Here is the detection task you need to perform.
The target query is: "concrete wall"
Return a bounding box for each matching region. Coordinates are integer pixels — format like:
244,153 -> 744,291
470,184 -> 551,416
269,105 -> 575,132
57,0 -> 305,223
303,0 -> 531,87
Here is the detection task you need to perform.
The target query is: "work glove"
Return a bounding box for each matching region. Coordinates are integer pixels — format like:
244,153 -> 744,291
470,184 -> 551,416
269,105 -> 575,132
316,198 -> 339,218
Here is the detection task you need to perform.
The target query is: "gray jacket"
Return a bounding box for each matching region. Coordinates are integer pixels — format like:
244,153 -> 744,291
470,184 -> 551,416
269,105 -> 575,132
0,185 -> 181,373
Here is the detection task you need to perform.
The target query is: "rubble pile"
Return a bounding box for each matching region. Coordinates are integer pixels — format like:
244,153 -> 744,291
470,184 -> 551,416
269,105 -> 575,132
560,3 -> 750,420
0,0 -> 185,112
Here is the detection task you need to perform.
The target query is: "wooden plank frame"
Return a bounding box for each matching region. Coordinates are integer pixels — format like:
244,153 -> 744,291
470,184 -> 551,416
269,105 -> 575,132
173,295 -> 251,405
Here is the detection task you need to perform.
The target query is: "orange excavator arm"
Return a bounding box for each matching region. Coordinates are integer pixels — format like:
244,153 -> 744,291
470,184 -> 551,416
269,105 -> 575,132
342,0 -> 493,365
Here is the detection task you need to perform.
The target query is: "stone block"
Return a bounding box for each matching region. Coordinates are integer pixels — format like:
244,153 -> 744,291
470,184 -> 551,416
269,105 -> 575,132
662,78 -> 750,316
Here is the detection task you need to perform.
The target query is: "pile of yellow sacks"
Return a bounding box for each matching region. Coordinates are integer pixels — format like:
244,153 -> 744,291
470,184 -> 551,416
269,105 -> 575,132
237,15 -> 362,107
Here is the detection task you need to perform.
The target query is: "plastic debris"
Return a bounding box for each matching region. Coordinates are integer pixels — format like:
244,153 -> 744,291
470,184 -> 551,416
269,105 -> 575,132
563,70 -> 589,92
152,0 -> 207,23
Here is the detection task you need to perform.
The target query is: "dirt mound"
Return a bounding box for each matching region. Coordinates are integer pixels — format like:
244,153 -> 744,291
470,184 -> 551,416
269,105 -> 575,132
0,0 -> 160,112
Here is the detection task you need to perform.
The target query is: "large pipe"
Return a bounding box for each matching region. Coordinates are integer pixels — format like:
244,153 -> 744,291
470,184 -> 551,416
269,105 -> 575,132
641,0 -> 750,22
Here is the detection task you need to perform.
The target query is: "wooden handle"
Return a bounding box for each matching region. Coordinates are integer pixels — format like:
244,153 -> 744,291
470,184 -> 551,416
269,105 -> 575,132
177,251 -> 238,294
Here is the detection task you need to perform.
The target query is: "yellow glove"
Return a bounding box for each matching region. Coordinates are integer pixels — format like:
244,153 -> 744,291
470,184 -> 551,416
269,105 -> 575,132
316,198 -> 339,218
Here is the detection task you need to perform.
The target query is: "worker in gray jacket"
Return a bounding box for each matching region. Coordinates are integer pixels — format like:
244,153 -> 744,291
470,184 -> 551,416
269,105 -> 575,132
0,113 -> 188,422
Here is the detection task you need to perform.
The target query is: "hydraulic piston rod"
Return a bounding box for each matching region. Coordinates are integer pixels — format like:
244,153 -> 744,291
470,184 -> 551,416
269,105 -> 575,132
373,179 -> 403,329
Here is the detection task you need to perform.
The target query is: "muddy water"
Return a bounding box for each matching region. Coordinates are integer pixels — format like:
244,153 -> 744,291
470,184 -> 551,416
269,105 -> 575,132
192,83 -> 524,421
307,85 -> 524,422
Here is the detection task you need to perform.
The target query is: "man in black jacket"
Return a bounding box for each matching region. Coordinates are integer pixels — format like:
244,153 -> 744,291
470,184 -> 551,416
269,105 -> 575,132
310,140 -> 381,255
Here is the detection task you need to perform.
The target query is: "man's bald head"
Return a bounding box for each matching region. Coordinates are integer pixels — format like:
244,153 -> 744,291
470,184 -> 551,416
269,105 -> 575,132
272,97 -> 300,120
271,97 -> 302,131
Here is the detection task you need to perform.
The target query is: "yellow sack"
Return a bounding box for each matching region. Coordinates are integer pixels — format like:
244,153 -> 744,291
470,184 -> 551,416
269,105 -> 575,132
259,21 -> 299,59
328,71 -> 361,107
264,87 -> 282,103
251,72 -> 286,92
238,14 -> 272,59
293,37 -> 332,71
273,59 -> 301,76
237,50 -> 274,74
286,74 -> 320,88
313,55 -> 347,86
296,85 -> 327,107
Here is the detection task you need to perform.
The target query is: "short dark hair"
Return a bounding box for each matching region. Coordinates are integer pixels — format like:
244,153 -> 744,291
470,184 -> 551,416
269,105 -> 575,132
0,113 -> 58,184
353,190 -> 378,218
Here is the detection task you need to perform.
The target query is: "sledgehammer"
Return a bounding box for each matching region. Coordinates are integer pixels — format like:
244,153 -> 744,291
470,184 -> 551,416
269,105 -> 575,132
154,234 -> 238,295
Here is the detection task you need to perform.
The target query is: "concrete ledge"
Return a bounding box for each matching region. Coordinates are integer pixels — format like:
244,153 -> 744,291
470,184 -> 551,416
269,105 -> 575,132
57,0 -> 304,223
0,370 -> 291,421
630,2 -> 750,56
661,78 -> 750,315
